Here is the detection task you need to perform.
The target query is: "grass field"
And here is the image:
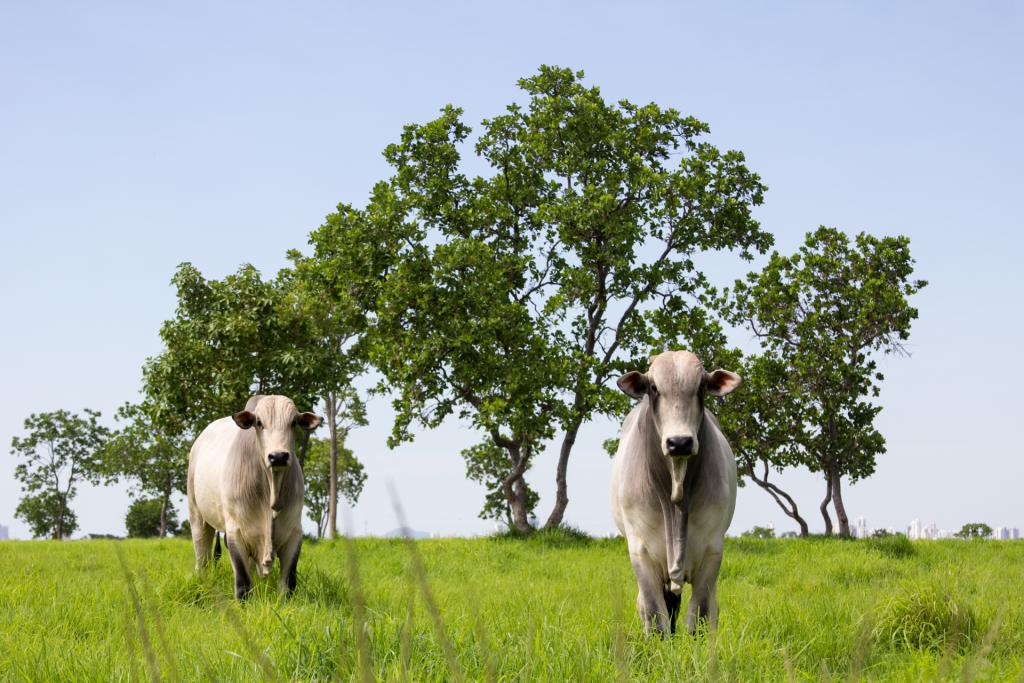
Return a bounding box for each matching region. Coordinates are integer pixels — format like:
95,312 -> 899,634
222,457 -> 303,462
1,533 -> 1022,681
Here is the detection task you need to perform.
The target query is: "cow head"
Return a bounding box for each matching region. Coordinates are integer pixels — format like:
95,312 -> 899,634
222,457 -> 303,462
232,395 -> 323,473
617,350 -> 740,505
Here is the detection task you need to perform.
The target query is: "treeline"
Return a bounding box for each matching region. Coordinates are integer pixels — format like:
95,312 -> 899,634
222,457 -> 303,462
7,66 -> 925,540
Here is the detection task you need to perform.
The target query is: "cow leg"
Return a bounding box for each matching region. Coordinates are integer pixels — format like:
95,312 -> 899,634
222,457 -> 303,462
664,588 -> 682,634
277,529 -> 302,595
685,550 -> 723,634
627,542 -> 670,635
189,505 -> 216,572
225,531 -> 253,600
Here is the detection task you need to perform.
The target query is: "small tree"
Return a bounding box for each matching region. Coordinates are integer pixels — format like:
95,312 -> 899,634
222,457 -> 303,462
289,205 -> 383,539
103,402 -> 188,538
16,491 -> 79,540
303,437 -> 367,538
956,523 -> 992,540
125,498 -> 180,538
10,409 -> 110,539
730,227 -> 926,537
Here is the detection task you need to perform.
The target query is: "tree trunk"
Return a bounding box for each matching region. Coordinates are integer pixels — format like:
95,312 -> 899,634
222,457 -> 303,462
326,393 -> 339,539
543,418 -> 581,529
820,474 -> 834,536
158,494 -> 168,538
830,465 -> 851,537
55,495 -> 65,540
747,458 -> 810,537
503,476 -> 531,533
498,440 -> 532,534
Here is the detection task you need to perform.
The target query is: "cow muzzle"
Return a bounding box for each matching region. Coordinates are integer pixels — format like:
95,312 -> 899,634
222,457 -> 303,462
268,451 -> 290,468
665,435 -> 696,457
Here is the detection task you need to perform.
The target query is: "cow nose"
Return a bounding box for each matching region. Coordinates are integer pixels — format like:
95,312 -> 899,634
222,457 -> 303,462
268,451 -> 290,467
666,436 -> 694,456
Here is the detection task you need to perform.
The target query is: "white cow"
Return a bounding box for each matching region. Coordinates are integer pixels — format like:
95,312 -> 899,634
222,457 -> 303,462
187,395 -> 322,599
610,350 -> 740,634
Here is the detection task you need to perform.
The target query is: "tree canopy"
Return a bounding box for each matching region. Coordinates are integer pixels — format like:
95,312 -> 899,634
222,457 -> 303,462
10,409 -> 110,539
311,65 -> 771,530
956,523 -> 992,540
303,436 -> 367,538
125,497 -> 180,538
141,262 -> 324,439
729,227 -> 926,536
102,402 -> 189,537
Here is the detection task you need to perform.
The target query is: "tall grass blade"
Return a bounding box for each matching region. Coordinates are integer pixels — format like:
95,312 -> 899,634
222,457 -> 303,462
134,567 -> 183,683
341,510 -> 374,683
388,483 -> 466,683
211,590 -> 283,682
114,546 -> 161,683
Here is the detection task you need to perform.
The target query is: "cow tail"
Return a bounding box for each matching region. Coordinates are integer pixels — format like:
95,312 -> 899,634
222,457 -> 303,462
214,531 -> 222,561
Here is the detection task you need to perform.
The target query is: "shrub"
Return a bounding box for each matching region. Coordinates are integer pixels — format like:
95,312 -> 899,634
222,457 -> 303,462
872,584 -> 977,652
866,534 -> 916,559
492,524 -> 592,547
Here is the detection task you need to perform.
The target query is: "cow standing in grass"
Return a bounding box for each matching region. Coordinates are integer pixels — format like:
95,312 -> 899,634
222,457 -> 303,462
187,395 -> 322,599
610,351 -> 740,634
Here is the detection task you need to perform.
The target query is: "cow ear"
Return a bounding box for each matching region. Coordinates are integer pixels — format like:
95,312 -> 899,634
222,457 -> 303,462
296,412 -> 323,431
706,369 -> 741,396
617,371 -> 649,399
233,411 -> 258,430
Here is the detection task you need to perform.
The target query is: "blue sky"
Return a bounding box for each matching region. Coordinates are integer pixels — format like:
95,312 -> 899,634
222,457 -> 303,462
1,2 -> 1021,538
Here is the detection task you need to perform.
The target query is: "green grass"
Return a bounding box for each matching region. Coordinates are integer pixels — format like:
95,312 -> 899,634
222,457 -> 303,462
0,536 -> 1022,681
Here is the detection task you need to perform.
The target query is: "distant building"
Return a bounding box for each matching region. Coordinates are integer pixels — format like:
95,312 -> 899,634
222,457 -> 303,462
0,523 -> 8,540
903,519 -> 1023,541
854,516 -> 867,539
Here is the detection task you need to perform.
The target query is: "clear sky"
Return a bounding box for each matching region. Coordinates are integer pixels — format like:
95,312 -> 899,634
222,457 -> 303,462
1,2 -> 1021,539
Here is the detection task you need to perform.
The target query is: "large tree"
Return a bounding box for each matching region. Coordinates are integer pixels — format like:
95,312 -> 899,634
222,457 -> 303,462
320,66 -> 771,530
102,402 -> 189,538
10,409 -> 110,539
729,227 -> 926,536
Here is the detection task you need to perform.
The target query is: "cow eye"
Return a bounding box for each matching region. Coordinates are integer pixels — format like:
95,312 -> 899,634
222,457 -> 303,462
255,418 -> 263,429
649,383 -> 658,396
